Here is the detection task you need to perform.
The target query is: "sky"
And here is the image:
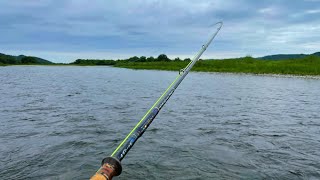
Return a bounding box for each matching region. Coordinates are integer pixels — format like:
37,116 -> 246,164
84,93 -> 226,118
1,0 -> 320,63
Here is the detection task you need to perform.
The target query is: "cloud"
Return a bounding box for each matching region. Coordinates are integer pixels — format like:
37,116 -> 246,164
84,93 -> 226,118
0,0 -> 320,62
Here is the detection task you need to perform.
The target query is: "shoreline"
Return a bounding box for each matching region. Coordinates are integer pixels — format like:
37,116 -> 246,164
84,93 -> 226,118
116,66 -> 320,79
3,64 -> 320,79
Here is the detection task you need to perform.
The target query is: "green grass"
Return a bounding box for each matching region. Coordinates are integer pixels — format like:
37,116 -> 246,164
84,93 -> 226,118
114,56 -> 320,76
3,55 -> 319,76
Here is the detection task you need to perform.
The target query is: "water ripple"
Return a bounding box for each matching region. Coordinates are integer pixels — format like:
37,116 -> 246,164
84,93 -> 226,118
0,66 -> 319,179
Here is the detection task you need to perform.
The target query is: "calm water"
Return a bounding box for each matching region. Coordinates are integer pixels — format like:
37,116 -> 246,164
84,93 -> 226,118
0,66 -> 320,180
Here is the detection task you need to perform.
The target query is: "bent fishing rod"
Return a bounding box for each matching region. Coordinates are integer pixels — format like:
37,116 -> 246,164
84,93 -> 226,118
90,22 -> 223,180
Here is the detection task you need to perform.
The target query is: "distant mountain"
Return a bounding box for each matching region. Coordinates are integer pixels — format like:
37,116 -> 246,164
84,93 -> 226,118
312,52 -> 320,56
259,52 -> 320,60
15,55 -> 53,64
0,53 -> 53,64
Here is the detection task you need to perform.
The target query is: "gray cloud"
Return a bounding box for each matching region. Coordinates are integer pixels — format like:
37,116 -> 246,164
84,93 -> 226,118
0,0 -> 319,62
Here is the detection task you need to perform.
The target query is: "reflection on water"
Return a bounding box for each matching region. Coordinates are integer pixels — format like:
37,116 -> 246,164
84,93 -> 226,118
0,66 -> 319,179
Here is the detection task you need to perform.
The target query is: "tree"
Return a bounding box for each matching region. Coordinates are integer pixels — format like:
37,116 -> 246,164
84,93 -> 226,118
184,58 -> 191,62
0,57 -> 8,64
73,59 -> 82,64
0,55 -> 17,64
128,56 -> 140,62
146,56 -> 155,62
7,58 -> 17,64
174,57 -> 181,61
139,56 -> 147,62
21,56 -> 37,64
157,54 -> 170,61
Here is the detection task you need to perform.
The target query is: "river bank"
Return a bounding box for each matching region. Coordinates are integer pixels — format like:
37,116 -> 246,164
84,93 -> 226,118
114,56 -> 320,76
2,56 -> 319,76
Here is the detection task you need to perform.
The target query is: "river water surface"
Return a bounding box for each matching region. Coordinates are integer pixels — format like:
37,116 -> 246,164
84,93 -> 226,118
0,66 -> 320,179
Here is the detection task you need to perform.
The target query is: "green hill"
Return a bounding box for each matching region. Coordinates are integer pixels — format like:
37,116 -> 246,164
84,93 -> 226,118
0,53 -> 53,65
259,52 -> 320,60
312,52 -> 320,56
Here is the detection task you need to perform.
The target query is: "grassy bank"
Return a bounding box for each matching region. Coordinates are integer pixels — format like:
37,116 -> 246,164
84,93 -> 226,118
114,56 -> 320,76
3,54 -> 319,76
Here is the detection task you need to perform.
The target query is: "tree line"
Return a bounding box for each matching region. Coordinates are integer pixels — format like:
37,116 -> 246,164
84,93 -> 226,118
0,54 -> 42,65
71,54 -> 192,65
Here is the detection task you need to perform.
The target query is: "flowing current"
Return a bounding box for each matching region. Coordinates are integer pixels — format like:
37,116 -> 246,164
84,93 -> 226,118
0,66 -> 319,179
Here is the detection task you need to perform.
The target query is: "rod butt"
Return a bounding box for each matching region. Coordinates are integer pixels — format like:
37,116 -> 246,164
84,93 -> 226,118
90,157 -> 122,180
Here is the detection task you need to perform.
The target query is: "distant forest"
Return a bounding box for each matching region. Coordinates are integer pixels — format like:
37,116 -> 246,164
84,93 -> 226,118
1,52 -> 320,76
0,53 -> 52,65
114,55 -> 320,75
71,54 -> 192,65
70,53 -> 320,75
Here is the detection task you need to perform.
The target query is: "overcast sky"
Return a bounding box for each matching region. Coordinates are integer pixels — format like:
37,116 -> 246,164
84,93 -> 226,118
1,0 -> 320,63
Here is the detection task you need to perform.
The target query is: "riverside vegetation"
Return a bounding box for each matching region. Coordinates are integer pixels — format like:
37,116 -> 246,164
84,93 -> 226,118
0,53 -> 52,66
72,54 -> 320,76
1,53 -> 320,76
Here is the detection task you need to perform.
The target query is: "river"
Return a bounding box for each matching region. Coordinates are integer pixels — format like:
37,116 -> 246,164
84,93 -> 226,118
0,66 -> 319,179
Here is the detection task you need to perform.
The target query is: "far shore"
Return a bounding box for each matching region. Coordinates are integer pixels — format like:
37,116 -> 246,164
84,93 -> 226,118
2,57 -> 320,77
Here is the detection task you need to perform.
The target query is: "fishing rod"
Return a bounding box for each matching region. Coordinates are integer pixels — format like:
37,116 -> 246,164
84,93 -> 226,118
90,22 -> 223,180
